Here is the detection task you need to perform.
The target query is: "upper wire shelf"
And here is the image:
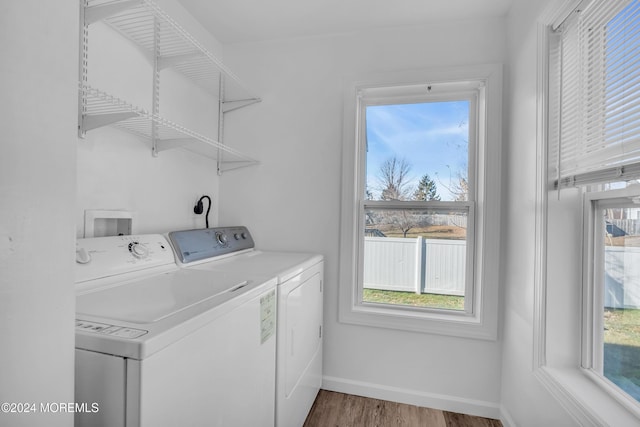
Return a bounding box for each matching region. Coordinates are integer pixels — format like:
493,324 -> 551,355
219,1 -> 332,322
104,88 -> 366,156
84,0 -> 259,104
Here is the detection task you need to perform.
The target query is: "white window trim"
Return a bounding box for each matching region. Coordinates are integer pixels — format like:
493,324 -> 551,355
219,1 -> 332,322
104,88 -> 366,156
338,64 -> 502,340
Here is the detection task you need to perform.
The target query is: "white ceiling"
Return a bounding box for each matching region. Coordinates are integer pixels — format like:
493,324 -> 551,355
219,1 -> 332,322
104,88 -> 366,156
177,0 -> 513,44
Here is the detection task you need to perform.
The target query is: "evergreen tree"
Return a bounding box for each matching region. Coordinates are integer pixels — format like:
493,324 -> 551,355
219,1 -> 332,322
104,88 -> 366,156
413,173 -> 441,201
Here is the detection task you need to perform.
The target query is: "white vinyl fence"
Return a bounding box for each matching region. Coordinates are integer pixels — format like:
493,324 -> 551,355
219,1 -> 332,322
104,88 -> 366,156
363,236 -> 466,296
605,246 -> 640,309
363,237 -> 640,307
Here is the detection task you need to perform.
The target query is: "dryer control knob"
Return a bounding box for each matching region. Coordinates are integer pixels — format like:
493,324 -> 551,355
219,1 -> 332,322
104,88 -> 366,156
216,232 -> 228,245
129,242 -> 149,259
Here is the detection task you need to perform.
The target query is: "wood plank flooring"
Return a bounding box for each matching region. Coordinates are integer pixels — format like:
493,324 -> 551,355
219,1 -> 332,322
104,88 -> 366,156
303,390 -> 503,427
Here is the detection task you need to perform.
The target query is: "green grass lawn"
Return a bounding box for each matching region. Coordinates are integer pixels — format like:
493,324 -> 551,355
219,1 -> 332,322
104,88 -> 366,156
363,289 -> 464,310
604,308 -> 640,401
604,308 -> 640,347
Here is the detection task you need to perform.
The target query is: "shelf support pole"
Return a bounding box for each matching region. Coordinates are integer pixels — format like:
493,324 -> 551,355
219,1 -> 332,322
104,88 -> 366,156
78,0 -> 89,138
217,73 -> 225,175
151,15 -> 160,157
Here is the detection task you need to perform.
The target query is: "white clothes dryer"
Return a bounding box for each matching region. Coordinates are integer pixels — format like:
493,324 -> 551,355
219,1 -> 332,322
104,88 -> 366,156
169,227 -> 323,427
74,234 -> 277,427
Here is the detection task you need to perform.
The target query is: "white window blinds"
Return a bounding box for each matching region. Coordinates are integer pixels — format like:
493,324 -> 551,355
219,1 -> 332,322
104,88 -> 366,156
551,0 -> 640,188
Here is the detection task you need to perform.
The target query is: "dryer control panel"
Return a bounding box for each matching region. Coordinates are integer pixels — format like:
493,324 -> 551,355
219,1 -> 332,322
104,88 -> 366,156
169,226 -> 255,265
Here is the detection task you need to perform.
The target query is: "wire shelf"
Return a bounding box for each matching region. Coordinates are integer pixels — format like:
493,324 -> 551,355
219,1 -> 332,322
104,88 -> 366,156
79,0 -> 261,172
85,0 -> 258,102
80,85 -> 259,170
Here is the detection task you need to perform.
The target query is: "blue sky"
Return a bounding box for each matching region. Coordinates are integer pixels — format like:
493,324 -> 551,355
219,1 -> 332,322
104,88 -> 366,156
365,101 -> 470,201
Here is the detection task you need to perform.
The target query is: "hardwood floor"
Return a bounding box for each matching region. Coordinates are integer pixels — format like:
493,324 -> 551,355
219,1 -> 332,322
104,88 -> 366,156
303,390 -> 503,427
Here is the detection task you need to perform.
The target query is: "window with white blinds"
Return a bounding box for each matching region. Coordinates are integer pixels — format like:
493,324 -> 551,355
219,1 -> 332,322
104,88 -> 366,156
551,0 -> 640,188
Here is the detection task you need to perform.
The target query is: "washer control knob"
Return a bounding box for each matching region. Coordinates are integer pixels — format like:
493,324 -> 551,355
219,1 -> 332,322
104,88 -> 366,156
216,232 -> 228,245
241,232 -> 247,239
128,242 -> 149,259
233,233 -> 240,240
76,247 -> 91,264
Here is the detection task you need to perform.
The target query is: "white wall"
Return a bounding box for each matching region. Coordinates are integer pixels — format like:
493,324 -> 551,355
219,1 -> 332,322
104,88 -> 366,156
0,1 -> 77,426
220,18 -> 507,417
500,0 -> 581,425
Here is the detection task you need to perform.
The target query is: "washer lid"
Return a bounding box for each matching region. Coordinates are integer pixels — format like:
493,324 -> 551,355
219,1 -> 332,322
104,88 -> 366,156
189,250 -> 323,283
76,269 -> 251,324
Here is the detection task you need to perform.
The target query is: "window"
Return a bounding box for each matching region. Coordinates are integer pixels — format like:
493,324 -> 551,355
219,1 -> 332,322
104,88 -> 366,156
548,0 -> 640,413
583,188 -> 640,407
339,65 -> 502,339
361,92 -> 475,314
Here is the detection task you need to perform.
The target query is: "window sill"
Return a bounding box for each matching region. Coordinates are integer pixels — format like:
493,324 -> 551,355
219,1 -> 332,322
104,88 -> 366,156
339,300 -> 498,340
535,366 -> 640,426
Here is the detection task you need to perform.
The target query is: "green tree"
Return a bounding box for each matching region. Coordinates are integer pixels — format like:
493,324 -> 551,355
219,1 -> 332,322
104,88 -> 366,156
413,173 -> 441,201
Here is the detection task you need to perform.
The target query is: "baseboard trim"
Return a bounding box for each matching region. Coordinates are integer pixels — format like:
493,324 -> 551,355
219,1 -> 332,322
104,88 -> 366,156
321,375 -> 502,421
499,405 -> 518,427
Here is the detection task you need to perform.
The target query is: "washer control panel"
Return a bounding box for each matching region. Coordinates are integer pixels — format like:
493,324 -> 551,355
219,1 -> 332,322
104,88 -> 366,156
76,319 -> 147,339
75,234 -> 174,284
169,226 -> 255,264
128,241 -> 150,258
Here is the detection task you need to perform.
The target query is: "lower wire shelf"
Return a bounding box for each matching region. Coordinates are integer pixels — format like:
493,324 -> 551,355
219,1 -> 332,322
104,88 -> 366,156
78,84 -> 259,172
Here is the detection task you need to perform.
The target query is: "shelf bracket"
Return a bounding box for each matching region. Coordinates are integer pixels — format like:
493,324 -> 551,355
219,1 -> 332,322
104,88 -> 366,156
218,160 -> 260,173
84,0 -> 143,25
157,52 -> 205,70
221,98 -> 262,113
155,138 -> 193,152
81,112 -> 138,133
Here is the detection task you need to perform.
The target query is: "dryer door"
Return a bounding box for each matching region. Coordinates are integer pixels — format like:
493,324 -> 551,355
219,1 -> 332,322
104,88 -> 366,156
277,261 -> 323,427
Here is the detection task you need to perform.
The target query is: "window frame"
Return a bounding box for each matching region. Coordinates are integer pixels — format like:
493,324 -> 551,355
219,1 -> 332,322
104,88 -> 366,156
581,185 -> 640,416
358,88 -> 478,315
338,65 -> 502,339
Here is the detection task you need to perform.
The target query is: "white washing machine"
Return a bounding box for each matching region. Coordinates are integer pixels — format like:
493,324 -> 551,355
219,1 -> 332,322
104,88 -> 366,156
168,227 -> 323,427
74,234 -> 277,427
